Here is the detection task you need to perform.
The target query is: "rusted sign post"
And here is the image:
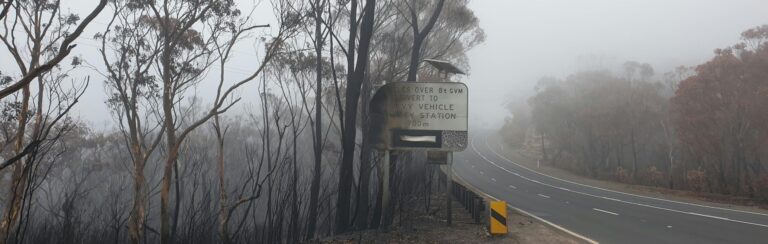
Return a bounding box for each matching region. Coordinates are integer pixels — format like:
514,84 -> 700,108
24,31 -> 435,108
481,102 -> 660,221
369,81 -> 468,227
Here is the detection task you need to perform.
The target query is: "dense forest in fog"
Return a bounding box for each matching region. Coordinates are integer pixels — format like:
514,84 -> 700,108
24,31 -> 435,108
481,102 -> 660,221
0,0 -> 484,243
503,25 -> 768,201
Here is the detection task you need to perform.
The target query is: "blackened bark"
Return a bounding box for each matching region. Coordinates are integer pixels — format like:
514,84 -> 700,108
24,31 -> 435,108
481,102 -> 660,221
406,0 -> 445,82
335,0 -> 377,234
306,0 -> 325,240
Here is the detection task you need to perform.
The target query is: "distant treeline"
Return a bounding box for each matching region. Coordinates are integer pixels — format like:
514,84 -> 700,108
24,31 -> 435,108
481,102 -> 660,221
503,25 -> 768,201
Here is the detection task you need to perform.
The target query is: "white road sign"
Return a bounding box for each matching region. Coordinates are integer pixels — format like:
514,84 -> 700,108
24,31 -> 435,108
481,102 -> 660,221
386,82 -> 468,131
369,82 -> 469,151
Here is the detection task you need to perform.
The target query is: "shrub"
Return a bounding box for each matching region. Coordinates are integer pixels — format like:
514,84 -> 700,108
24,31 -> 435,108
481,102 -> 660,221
753,173 -> 768,202
685,169 -> 707,192
645,166 -> 666,187
614,166 -> 629,183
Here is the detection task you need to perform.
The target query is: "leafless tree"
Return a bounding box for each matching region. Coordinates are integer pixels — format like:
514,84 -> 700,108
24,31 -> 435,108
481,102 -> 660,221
335,0 -> 377,233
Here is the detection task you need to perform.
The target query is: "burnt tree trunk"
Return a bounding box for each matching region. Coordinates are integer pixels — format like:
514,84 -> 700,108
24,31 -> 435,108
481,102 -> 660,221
336,0 -> 377,234
306,0 -> 325,239
405,0 -> 445,82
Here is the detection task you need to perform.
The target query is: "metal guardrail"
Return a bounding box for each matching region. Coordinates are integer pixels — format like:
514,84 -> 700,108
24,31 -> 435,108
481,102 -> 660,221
451,181 -> 485,224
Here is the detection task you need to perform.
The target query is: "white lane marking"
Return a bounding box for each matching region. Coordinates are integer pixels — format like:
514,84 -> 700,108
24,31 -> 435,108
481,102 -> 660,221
510,205 -> 597,244
479,171 -> 484,175
538,194 -> 551,198
483,135 -> 768,218
667,225 -> 672,228
688,212 -> 730,221
593,208 -> 619,216
509,185 -> 517,189
491,178 -> 497,182
451,170 -> 598,244
471,165 -> 475,168
470,137 -> 768,229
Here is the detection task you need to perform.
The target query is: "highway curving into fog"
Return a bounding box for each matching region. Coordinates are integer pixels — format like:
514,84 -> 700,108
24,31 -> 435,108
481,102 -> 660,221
453,132 -> 768,244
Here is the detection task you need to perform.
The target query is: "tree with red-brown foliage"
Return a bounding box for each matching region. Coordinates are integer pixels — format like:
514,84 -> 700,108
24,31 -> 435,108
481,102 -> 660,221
671,25 -> 768,196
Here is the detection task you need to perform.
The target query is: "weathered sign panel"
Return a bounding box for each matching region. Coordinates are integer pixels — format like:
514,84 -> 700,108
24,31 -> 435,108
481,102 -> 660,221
369,82 -> 468,151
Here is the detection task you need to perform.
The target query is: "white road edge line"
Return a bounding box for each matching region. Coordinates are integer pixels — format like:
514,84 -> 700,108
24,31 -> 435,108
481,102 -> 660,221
450,167 -> 599,244
483,135 -> 768,218
510,205 -> 598,244
509,185 -> 517,189
538,194 -> 551,198
471,137 -> 768,229
593,208 -> 619,216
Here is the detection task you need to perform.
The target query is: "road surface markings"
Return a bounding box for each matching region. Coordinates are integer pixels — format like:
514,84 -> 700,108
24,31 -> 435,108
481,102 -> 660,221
471,165 -> 475,168
688,212 -> 730,221
483,135 -> 768,218
480,171 -> 484,175
538,194 -> 551,198
511,204 -> 596,244
450,159 -> 599,244
509,185 -> 516,189
469,137 -> 768,229
667,225 -> 672,228
593,208 -> 619,216
491,178 -> 497,182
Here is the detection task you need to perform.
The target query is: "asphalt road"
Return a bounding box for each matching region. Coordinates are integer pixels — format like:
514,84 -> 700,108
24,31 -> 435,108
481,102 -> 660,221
453,132 -> 768,244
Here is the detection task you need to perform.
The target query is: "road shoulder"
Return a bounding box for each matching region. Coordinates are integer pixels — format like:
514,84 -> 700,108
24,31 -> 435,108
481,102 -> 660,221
319,192 -> 580,243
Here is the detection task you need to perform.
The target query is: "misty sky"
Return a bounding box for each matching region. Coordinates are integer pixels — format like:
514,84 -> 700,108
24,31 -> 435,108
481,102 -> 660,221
466,0 -> 768,128
5,0 -> 768,130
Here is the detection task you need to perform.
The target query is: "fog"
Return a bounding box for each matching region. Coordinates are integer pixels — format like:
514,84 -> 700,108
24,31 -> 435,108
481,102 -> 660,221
1,1 -> 768,243
12,0 -> 765,129
467,0 -> 768,128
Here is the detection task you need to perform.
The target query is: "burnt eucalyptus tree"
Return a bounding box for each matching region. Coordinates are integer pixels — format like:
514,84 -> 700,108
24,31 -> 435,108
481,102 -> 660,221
335,0 -> 377,234
0,1 -> 106,243
402,0 -> 445,82
0,0 -> 106,100
97,1 -> 168,243
103,1 -> 296,243
356,0 -> 484,229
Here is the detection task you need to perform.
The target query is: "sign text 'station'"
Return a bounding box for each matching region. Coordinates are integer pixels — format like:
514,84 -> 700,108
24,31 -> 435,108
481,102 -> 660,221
389,83 -> 468,131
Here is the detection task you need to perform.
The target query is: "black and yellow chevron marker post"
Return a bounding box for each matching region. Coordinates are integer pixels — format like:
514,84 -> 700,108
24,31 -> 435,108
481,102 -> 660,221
489,201 -> 508,235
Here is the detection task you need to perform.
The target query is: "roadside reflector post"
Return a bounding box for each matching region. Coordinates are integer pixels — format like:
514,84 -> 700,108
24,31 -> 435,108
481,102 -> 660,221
489,201 -> 508,235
